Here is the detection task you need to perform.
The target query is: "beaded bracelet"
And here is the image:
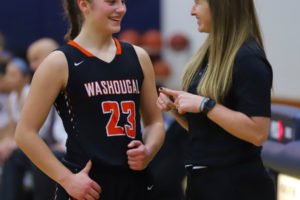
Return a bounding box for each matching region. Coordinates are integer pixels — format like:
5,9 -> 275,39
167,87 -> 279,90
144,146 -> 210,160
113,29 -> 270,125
199,97 -> 207,112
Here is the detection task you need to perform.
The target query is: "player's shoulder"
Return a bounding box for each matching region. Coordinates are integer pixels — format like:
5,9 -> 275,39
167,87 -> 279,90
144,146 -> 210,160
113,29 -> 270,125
35,50 -> 68,76
132,45 -> 151,62
44,50 -> 67,67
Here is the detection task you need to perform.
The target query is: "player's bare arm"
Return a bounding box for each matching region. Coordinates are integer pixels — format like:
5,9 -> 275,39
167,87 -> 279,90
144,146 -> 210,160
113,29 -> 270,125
126,46 -> 165,170
15,51 -> 101,199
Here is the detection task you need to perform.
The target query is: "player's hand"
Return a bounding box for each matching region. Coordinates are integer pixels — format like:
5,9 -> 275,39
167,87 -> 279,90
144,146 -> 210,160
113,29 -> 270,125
159,87 -> 204,114
127,140 -> 150,171
62,160 -> 102,200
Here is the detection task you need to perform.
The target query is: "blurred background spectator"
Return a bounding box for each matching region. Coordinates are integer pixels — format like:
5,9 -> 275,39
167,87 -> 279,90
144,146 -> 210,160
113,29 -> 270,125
0,39 -> 67,200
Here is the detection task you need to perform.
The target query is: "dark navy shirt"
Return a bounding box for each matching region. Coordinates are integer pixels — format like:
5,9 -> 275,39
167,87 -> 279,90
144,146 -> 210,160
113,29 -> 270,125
185,39 -> 273,167
54,39 -> 144,169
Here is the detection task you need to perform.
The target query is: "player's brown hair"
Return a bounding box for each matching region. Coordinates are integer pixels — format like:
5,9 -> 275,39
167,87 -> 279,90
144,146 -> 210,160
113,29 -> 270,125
62,0 -> 92,40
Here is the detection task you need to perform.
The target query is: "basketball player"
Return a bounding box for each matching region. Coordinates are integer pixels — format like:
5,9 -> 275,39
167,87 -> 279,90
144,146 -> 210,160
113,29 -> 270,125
14,0 -> 165,200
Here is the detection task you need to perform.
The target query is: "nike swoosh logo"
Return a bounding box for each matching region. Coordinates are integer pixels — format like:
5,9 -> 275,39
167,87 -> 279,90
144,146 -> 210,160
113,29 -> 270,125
147,185 -> 154,191
74,60 -> 85,66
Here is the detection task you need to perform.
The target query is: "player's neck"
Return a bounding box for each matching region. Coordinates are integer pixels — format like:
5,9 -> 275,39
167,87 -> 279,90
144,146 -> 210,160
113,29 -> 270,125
73,28 -> 118,62
74,25 -> 113,50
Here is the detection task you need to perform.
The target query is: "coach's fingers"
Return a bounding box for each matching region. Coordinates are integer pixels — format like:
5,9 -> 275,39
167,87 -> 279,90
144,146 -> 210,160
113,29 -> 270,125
159,87 -> 180,98
156,100 -> 165,110
156,98 -> 171,112
159,93 -> 175,108
159,92 -> 174,103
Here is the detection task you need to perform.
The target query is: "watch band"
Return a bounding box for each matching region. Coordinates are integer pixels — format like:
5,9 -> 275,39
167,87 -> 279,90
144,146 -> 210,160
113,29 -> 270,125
202,98 -> 216,115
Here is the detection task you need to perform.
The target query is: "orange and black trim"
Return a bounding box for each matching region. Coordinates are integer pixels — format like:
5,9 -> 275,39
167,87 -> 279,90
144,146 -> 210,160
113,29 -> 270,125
68,37 -> 122,57
68,40 -> 94,57
113,37 -> 122,55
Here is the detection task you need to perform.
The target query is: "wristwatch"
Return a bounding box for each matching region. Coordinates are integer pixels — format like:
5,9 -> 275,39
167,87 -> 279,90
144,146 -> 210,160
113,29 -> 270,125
202,98 -> 216,115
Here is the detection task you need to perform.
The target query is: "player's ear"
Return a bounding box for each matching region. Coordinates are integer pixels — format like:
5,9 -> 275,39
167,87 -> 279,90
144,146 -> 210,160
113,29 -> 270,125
77,0 -> 92,15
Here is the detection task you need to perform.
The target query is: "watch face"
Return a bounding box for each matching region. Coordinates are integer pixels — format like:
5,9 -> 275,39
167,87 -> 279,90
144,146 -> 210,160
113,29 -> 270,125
203,99 -> 216,114
206,99 -> 216,109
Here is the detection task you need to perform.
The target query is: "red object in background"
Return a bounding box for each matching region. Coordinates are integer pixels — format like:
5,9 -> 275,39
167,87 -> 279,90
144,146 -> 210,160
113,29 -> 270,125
118,29 -> 142,46
153,59 -> 171,77
169,33 -> 189,51
141,29 -> 163,55
278,120 -> 284,142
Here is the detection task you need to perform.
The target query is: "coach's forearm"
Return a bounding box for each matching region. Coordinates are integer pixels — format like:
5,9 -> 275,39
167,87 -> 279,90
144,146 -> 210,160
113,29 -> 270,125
207,104 -> 270,146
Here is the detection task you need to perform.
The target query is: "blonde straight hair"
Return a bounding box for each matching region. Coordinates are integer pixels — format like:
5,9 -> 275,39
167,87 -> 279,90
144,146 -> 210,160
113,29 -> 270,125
182,0 -> 265,103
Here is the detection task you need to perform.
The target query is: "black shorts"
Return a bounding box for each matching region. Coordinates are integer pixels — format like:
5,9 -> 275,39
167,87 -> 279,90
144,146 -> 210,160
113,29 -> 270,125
54,159 -> 154,200
185,156 -> 275,200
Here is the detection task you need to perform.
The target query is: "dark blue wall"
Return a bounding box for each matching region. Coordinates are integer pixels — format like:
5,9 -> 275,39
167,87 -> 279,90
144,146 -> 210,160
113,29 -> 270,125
0,0 -> 160,57
122,0 -> 160,33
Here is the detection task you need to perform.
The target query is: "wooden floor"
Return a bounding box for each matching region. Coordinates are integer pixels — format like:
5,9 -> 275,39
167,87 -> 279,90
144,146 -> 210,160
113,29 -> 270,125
272,98 -> 300,108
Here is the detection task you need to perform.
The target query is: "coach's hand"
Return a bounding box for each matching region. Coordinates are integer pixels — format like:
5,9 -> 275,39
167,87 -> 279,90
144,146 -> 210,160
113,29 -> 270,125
62,160 -> 102,200
159,87 -> 204,114
127,140 -> 150,170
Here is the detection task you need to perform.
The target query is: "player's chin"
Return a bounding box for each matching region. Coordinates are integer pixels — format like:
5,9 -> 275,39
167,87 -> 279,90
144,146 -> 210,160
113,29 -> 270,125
109,25 -> 121,34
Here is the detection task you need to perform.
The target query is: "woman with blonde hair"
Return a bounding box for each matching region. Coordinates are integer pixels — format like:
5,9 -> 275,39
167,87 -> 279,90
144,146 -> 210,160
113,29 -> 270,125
157,0 -> 275,199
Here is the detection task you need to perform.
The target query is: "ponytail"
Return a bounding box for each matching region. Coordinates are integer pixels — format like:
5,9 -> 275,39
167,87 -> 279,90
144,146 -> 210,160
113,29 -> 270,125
62,0 -> 84,40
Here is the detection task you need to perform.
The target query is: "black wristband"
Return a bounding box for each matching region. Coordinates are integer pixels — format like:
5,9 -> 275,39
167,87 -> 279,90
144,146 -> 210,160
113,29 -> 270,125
202,98 -> 216,115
